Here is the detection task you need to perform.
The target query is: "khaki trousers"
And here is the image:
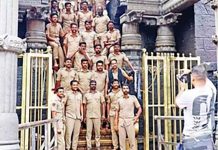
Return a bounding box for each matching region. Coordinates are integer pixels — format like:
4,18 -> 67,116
110,116 -> 119,149
86,118 -> 101,149
48,41 -> 64,67
53,122 -> 65,150
65,117 -> 81,150
118,118 -> 136,150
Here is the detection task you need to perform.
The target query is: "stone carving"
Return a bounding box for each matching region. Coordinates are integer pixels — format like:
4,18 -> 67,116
0,34 -> 26,53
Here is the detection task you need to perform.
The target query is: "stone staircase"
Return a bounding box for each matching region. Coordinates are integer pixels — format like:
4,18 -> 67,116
77,128 -> 113,150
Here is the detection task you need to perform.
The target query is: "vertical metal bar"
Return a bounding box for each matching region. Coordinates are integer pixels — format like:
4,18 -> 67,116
157,119 -> 162,150
142,49 -> 149,150
45,124 -> 49,150
31,127 -> 36,150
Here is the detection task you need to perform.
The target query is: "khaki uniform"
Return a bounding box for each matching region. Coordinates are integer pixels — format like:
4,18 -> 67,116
51,95 -> 65,150
94,0 -> 106,8
117,95 -> 141,150
77,69 -> 93,94
59,12 -> 77,32
104,29 -> 121,53
107,89 -> 123,149
93,15 -> 110,34
108,52 -> 129,68
65,91 -> 83,150
46,23 -> 65,67
63,33 -> 82,58
91,55 -> 109,71
73,52 -> 90,71
81,31 -> 97,57
92,70 -> 108,94
78,11 -> 93,32
56,67 -> 77,91
83,91 -> 105,149
93,15 -> 110,47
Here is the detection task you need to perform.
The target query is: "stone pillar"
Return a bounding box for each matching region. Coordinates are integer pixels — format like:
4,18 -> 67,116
0,1 -> 26,149
155,25 -> 176,52
121,22 -> 142,69
26,6 -> 48,51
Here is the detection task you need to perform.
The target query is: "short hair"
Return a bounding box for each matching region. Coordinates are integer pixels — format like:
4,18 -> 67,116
70,22 -> 78,28
70,80 -> 78,85
51,0 -> 57,4
81,58 -> 88,63
90,80 -> 97,85
65,58 -> 72,62
79,41 -> 86,46
85,20 -> 92,25
107,20 -> 114,26
94,44 -> 102,49
112,79 -> 119,84
57,86 -> 64,91
122,83 -> 129,89
191,64 -> 207,80
96,60 -> 104,65
81,1 -> 88,5
110,59 -> 117,63
50,13 -> 58,18
65,2 -> 71,7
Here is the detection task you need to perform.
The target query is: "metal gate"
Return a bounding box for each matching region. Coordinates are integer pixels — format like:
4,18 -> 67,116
17,50 -> 53,150
142,50 -> 200,150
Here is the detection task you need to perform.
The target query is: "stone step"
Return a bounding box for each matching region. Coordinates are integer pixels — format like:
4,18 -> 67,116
79,129 -> 112,140
77,139 -> 113,150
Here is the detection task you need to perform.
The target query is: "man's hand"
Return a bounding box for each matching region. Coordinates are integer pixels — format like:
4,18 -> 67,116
83,117 -> 86,123
101,116 -> 106,121
134,116 -> 139,124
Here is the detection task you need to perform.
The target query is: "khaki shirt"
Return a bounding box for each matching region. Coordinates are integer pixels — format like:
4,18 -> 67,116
65,91 -> 83,120
105,29 -> 121,42
92,70 -> 108,92
73,52 -> 89,71
91,55 -> 109,71
83,91 -> 105,118
94,0 -> 105,7
64,33 -> 82,57
46,23 -> 63,39
81,31 -> 97,56
93,15 -> 110,34
57,67 -> 77,91
77,70 -> 93,94
108,89 -> 123,116
59,12 -> 77,31
117,95 -> 141,119
108,52 -> 129,68
51,95 -> 65,130
78,11 -> 93,31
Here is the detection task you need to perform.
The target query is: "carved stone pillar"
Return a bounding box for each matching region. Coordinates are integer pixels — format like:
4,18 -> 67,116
0,1 -> 26,149
155,25 -> 176,52
0,35 -> 25,149
26,6 -> 48,50
121,22 -> 142,69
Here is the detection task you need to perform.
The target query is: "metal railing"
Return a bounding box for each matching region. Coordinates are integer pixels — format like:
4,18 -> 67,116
19,119 -> 57,150
154,116 -> 218,150
142,50 -> 200,150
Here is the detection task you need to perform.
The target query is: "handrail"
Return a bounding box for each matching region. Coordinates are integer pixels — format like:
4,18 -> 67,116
19,118 -> 57,130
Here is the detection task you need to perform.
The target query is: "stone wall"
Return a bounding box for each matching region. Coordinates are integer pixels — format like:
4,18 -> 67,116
175,6 -> 195,55
194,1 -> 217,64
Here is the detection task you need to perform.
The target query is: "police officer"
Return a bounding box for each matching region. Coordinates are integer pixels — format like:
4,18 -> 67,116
51,87 -> 66,150
65,80 -> 83,150
114,84 -> 142,150
107,79 -> 123,150
83,80 -> 105,150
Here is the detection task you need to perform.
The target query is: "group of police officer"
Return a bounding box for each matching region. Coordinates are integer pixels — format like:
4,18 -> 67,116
47,1 -> 142,150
